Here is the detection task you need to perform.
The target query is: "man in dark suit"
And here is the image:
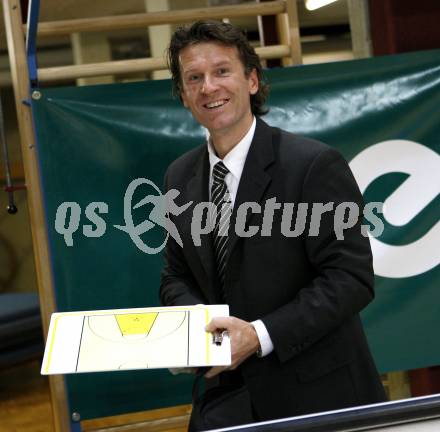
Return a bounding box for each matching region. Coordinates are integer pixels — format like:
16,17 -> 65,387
160,20 -> 386,427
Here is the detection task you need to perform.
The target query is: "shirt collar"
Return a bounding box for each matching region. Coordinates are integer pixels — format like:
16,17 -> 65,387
207,116 -> 256,181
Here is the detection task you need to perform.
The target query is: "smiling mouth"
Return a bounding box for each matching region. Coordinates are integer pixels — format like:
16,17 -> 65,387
203,99 -> 230,109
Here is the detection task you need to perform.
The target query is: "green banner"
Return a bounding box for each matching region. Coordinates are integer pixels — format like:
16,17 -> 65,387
32,49 -> 440,420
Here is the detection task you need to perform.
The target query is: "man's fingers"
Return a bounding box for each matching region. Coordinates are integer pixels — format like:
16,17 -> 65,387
204,366 -> 226,378
169,367 -> 198,375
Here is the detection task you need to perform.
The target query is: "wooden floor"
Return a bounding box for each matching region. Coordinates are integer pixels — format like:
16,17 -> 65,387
0,361 -> 55,432
0,361 -> 190,432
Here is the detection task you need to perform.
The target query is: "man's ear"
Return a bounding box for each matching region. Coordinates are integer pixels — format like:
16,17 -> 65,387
248,68 -> 259,95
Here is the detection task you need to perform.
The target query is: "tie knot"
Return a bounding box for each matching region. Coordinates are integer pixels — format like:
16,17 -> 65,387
213,161 -> 229,184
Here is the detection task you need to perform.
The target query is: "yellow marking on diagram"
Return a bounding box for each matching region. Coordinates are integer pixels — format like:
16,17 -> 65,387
115,313 -> 158,336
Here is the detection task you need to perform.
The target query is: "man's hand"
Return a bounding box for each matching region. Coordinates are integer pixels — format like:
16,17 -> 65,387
205,316 -> 260,379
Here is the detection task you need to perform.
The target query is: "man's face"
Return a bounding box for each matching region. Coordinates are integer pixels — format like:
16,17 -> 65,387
179,42 -> 258,137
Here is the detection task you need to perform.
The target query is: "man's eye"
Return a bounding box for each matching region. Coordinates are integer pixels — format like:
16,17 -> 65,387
188,75 -> 200,82
217,68 -> 229,75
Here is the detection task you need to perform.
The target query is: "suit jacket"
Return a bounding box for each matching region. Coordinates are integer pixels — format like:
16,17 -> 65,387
160,117 -> 386,420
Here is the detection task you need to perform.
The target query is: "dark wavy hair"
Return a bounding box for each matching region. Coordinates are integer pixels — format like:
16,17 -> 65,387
167,20 -> 269,116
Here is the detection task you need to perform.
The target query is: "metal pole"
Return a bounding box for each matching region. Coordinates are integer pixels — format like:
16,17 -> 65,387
0,91 -> 19,214
26,0 -> 40,87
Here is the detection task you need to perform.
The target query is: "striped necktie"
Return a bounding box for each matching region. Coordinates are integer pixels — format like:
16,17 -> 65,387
211,161 -> 232,288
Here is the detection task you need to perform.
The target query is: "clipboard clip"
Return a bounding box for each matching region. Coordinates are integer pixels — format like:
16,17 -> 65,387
212,330 -> 229,346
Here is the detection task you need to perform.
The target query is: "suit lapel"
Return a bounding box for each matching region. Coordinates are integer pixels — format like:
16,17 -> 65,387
226,118 -> 275,263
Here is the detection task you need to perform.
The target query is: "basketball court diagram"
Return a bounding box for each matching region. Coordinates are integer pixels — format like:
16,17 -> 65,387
76,310 -> 189,372
42,305 -> 231,374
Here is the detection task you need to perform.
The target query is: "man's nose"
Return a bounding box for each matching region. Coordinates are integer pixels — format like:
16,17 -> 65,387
201,75 -> 218,94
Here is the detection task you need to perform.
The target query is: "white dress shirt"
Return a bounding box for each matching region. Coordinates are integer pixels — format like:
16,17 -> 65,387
206,117 -> 274,357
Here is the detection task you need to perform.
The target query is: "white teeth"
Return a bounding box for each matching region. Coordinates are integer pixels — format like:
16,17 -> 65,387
206,99 -> 227,108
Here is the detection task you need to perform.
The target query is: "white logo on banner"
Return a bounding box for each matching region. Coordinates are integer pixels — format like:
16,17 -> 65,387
350,140 -> 440,278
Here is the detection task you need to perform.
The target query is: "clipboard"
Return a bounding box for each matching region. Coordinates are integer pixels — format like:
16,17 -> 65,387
41,304 -> 231,375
